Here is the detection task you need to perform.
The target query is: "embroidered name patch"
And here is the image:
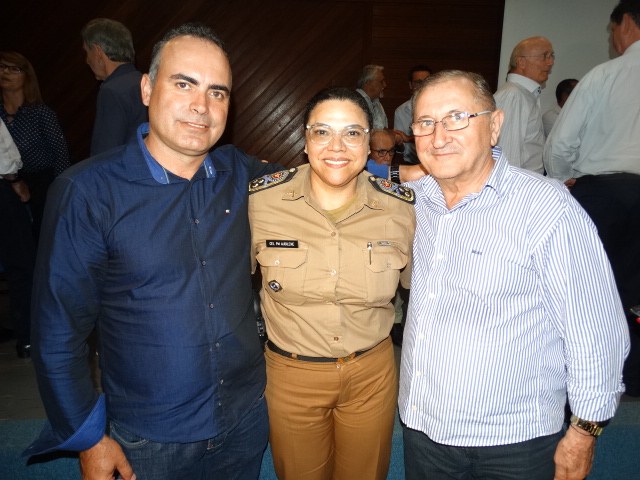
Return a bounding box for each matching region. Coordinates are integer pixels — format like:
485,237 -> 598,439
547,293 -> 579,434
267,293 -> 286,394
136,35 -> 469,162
267,240 -> 299,248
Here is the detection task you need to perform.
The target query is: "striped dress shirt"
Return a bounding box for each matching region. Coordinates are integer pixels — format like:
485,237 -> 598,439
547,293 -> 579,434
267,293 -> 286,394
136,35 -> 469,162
399,147 -> 629,447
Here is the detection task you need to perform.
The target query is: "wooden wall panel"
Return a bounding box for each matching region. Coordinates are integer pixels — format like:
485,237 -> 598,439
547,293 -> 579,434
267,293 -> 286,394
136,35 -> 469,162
1,0 -> 504,168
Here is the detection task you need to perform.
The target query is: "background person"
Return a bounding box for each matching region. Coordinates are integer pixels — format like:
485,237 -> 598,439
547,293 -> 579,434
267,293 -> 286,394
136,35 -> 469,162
249,87 -> 416,480
0,51 -> 70,241
0,118 -> 36,358
81,18 -> 148,156
494,36 -> 555,173
542,78 -> 578,136
394,65 -> 432,164
545,0 -> 640,398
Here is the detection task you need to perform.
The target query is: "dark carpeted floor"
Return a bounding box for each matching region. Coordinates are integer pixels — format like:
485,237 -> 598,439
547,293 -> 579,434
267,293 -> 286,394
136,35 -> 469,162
2,403 -> 639,479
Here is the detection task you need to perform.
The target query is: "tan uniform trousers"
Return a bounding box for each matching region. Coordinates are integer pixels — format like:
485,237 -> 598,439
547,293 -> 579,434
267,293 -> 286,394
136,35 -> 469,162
265,336 -> 398,480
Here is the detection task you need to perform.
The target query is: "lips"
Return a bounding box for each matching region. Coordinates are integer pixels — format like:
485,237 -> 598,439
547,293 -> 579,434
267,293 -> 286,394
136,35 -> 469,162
323,158 -> 350,167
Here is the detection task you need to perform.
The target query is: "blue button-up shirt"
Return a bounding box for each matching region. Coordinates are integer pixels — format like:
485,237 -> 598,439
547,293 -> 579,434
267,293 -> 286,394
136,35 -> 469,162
26,124 -> 280,455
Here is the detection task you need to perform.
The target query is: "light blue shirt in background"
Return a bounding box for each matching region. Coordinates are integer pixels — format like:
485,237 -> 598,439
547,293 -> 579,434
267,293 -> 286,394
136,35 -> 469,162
544,40 -> 640,182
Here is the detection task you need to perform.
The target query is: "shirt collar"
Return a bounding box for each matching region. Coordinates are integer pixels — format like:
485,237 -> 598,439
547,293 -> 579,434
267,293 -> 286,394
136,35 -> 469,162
135,123 -> 215,184
284,164 -> 384,213
506,73 -> 542,96
624,39 -> 640,55
412,146 -> 509,207
103,62 -> 138,85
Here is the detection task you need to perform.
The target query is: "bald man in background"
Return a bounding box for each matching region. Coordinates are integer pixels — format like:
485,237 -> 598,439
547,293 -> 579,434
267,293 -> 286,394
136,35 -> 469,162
495,36 -> 555,174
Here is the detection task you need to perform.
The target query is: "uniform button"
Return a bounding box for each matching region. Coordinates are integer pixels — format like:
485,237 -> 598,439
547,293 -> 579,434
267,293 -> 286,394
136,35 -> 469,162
331,270 -> 337,275
194,219 -> 200,224
428,293 -> 435,299
209,304 -> 214,308
371,200 -> 379,207
412,405 -> 418,411
218,402 -> 222,406
331,232 -> 336,237
437,253 -> 444,260
219,379 -> 224,385
274,260 -> 280,265
386,263 -> 392,268
333,336 -> 339,341
215,342 -> 220,348
201,261 -> 207,266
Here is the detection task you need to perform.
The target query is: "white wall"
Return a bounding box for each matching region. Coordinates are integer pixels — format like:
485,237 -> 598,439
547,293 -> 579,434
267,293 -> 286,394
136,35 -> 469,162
499,0 -> 619,114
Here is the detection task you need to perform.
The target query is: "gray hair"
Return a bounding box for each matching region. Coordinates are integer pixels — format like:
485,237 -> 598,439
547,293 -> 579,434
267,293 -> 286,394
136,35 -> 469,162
148,22 -> 228,85
357,65 -> 384,89
411,70 -> 496,114
81,18 -> 135,63
370,128 -> 395,146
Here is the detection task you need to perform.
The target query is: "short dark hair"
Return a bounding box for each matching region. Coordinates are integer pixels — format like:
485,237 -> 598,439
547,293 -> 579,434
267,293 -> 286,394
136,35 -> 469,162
303,87 -> 373,130
409,65 -> 432,81
611,0 -> 640,27
411,70 -> 496,114
149,23 -> 228,85
81,18 -> 135,63
555,78 -> 578,105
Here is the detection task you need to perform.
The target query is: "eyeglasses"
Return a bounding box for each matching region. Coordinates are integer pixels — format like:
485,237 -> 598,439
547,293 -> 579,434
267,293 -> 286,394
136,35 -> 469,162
519,52 -> 555,61
411,111 -> 492,137
0,63 -> 23,74
372,148 -> 396,157
306,124 -> 370,147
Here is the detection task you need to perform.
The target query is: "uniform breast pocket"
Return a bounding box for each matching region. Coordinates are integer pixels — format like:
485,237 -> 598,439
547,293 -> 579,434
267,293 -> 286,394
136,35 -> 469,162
256,243 -> 309,306
363,242 -> 408,307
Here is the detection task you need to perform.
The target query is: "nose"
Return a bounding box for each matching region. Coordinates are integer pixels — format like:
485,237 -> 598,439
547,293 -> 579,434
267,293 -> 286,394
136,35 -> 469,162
191,90 -> 209,115
431,121 -> 450,148
327,132 -> 346,151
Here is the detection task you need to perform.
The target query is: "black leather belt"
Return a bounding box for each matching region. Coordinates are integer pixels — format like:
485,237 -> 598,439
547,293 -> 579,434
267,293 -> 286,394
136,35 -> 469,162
576,173 -> 640,183
267,341 -> 372,363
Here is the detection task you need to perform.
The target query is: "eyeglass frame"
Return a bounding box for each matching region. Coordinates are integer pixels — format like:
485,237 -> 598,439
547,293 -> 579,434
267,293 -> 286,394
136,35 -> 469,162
305,123 -> 370,147
0,63 -> 24,74
519,52 -> 555,61
371,148 -> 396,157
411,110 -> 493,137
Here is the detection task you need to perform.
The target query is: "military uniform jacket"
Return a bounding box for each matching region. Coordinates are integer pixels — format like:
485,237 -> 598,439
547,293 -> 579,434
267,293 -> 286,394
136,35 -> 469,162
249,164 -> 416,358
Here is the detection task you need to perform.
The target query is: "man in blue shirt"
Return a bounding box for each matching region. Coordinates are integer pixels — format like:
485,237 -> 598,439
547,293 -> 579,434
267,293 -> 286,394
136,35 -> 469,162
26,23 -> 280,480
82,18 -> 148,156
400,70 -> 628,480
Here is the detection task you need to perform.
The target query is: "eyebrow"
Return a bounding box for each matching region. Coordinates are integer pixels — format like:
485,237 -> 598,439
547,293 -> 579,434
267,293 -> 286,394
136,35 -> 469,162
170,73 -> 230,94
416,109 -> 463,120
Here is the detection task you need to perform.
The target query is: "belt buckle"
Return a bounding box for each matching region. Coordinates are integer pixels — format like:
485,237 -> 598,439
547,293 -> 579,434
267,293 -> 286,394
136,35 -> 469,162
337,353 -> 356,363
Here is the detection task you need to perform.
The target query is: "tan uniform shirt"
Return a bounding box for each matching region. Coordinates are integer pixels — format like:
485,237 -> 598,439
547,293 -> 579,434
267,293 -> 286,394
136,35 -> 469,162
249,164 -> 416,357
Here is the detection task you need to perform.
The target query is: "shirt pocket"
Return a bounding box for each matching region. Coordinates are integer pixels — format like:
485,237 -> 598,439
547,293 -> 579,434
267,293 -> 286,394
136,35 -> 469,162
363,242 -> 408,307
256,242 -> 309,306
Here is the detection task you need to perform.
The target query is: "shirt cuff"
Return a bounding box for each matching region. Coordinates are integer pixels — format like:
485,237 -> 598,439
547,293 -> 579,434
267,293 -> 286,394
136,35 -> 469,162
23,395 -> 107,456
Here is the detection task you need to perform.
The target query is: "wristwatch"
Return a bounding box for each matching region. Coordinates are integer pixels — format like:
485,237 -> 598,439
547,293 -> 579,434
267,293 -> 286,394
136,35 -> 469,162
570,414 -> 603,436
390,164 -> 400,183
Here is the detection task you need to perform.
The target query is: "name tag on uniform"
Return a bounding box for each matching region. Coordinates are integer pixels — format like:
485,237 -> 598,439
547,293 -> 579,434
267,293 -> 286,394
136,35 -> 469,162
266,240 -> 299,248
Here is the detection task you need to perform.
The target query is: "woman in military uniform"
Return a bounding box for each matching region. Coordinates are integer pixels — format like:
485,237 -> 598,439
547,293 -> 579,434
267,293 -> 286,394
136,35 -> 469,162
249,87 -> 416,480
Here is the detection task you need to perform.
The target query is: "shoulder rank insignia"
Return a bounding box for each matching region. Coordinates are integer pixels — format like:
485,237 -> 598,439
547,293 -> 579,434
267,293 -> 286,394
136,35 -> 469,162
368,175 -> 415,204
249,168 -> 298,194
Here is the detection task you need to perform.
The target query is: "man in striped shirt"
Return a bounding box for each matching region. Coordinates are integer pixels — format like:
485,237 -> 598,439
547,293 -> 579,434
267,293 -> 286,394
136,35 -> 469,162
400,70 -> 629,480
